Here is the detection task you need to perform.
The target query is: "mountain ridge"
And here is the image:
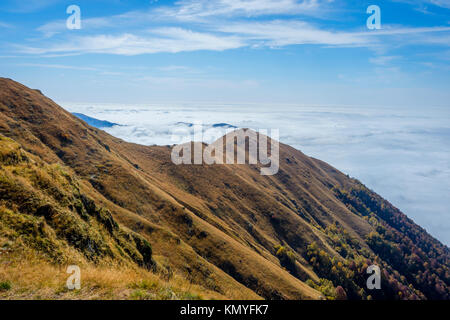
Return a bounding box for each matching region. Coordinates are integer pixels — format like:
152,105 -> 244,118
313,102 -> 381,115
0,78 -> 448,300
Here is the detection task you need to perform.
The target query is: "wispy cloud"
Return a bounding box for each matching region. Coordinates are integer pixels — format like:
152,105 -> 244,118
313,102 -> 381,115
158,65 -> 190,71
0,21 -> 13,28
369,55 -> 401,65
19,0 -> 448,57
428,0 -> 450,8
393,0 -> 450,9
16,63 -> 99,71
21,21 -> 450,56
217,20 -> 372,47
34,0 -> 330,38
37,16 -> 119,38
20,29 -> 245,55
154,0 -> 327,20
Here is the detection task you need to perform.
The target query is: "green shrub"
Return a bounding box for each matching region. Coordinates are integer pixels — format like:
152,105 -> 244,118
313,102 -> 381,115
0,281 -> 12,291
306,278 -> 336,300
275,245 -> 297,275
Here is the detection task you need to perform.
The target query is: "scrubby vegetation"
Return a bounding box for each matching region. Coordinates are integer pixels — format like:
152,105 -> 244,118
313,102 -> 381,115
275,245 -> 297,275
0,136 -> 154,268
0,280 -> 11,291
303,184 -> 450,300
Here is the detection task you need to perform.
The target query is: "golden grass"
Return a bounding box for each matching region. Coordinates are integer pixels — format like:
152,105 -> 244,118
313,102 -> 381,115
0,250 -> 226,300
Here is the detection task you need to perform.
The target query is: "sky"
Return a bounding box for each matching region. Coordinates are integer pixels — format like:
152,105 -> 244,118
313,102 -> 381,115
0,0 -> 449,105
0,1 -> 449,244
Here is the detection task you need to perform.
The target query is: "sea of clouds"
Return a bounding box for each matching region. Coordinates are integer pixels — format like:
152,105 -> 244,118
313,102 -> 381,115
64,102 -> 450,245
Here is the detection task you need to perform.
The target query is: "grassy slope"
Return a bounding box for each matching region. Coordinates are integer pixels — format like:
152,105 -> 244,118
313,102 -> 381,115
0,78 -> 448,300
0,135 -> 253,300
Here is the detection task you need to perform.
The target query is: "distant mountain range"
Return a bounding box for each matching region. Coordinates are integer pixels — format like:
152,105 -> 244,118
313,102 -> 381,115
0,78 -> 448,300
75,115 -> 237,137
72,112 -> 119,128
175,121 -> 237,129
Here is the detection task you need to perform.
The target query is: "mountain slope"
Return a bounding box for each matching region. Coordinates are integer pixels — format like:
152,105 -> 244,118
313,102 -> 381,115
0,78 -> 448,300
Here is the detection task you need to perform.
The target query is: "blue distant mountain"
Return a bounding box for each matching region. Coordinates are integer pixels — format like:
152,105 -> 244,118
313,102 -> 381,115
175,121 -> 194,127
175,122 -> 237,129
212,123 -> 237,129
73,113 -> 119,128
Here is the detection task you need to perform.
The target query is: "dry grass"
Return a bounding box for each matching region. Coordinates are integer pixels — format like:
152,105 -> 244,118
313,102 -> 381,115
0,250 -> 225,300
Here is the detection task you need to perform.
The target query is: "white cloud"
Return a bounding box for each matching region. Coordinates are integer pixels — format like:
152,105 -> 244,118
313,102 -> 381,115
154,0 -> 326,20
369,55 -> 401,65
21,29 -> 245,55
23,0 -> 449,57
0,21 -> 13,28
218,20 -> 373,47
37,16 -> 120,38
16,63 -> 98,71
36,20 -> 64,38
25,14 -> 450,56
34,0 -> 328,38
393,0 -> 450,9
158,65 -> 190,71
431,0 -> 450,7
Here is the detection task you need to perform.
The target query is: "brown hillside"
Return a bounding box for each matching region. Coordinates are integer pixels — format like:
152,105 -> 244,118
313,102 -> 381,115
0,78 -> 448,300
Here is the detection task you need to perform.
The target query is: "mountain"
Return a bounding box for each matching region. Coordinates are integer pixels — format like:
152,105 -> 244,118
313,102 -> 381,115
0,78 -> 448,300
72,113 -> 119,128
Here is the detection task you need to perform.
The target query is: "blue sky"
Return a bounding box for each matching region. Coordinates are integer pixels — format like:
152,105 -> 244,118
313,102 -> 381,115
0,0 -> 449,106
